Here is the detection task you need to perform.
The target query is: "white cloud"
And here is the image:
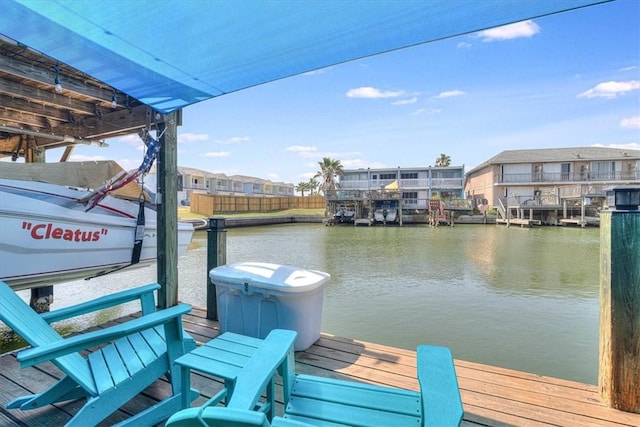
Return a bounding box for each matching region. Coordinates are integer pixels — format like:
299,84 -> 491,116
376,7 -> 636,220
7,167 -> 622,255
213,136 -> 249,145
457,41 -> 472,49
591,142 -> 640,150
620,66 -> 637,72
286,145 -> 317,152
204,151 -> 231,158
302,66 -> 333,76
620,115 -> 640,129
476,20 -> 540,42
346,87 -> 404,99
435,90 -> 465,99
578,80 -> 640,99
392,97 -> 418,106
179,132 -> 208,143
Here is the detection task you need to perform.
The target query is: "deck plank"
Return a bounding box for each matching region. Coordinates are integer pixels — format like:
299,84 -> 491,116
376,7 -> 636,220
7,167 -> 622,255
2,307 -> 639,427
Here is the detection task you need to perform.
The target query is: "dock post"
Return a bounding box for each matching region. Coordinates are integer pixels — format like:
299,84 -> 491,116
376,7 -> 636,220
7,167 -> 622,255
157,110 -> 179,309
207,217 -> 227,320
28,144 -> 54,313
599,187 -> 640,413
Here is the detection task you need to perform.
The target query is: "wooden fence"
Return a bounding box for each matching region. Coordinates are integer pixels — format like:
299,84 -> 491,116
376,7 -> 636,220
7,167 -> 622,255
191,194 -> 325,215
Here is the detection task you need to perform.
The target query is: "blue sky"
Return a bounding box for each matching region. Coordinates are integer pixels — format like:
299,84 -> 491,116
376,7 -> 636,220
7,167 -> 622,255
48,0 -> 639,186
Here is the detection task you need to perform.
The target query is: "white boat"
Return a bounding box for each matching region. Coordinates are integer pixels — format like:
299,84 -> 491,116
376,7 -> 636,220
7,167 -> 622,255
374,204 -> 398,224
0,177 -> 194,290
334,204 -> 356,223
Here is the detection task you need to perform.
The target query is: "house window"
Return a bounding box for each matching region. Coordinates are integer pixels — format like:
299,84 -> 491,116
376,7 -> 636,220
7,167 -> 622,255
592,161 -> 616,180
402,191 -> 417,199
533,164 -> 542,182
379,173 -> 396,180
400,173 -> 418,179
561,163 -> 570,181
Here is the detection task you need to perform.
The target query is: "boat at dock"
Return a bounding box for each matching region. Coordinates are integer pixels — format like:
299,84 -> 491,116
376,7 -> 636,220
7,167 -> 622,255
0,173 -> 194,290
373,202 -> 398,224
333,204 -> 356,223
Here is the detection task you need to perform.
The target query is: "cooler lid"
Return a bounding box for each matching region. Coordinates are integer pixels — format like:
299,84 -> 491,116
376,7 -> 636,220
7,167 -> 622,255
209,262 -> 330,293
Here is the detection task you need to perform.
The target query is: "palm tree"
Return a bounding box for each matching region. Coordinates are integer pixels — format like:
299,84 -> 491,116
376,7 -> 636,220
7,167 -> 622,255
435,153 -> 451,167
295,181 -> 309,196
307,177 -> 319,195
314,157 -> 343,217
314,157 -> 343,195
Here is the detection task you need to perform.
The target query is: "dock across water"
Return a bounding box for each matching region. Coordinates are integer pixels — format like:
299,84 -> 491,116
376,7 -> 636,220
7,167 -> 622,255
1,306 -> 638,426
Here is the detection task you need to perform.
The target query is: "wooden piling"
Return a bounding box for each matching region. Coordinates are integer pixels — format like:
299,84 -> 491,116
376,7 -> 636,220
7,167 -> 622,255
157,110 -> 179,309
207,217 -> 227,320
599,210 -> 640,413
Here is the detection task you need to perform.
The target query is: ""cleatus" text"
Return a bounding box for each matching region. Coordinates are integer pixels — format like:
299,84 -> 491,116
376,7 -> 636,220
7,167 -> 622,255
22,221 -> 108,242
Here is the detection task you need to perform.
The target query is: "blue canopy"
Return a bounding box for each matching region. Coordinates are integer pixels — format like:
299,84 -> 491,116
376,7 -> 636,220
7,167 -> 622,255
1,0 -> 611,113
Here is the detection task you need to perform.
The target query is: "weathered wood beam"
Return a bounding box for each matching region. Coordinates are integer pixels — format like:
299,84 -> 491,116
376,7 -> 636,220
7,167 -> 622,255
156,110 -> 180,309
0,54 -> 115,105
0,78 -> 109,117
599,209 -> 640,413
49,104 -> 151,139
0,108 -> 50,129
0,93 -> 66,122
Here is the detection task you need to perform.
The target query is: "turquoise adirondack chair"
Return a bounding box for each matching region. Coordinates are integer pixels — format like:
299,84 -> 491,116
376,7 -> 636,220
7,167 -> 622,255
0,281 -> 197,426
166,331 -> 464,427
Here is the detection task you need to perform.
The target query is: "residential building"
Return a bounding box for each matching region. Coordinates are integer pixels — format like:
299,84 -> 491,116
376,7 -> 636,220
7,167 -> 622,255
464,147 -> 640,223
170,166 -> 294,204
337,165 -> 465,211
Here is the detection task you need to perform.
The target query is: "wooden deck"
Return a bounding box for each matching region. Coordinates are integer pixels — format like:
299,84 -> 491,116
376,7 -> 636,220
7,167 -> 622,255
1,306 -> 639,427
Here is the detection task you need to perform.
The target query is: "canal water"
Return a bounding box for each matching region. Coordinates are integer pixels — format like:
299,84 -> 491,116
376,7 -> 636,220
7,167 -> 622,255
3,224 -> 601,385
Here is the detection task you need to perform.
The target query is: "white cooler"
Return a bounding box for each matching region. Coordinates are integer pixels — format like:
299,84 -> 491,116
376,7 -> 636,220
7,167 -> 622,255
209,261 -> 330,351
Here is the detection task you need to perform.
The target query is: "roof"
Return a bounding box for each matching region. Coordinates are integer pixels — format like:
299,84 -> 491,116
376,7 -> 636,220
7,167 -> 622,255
1,0 -> 610,115
466,147 -> 640,175
343,165 -> 465,174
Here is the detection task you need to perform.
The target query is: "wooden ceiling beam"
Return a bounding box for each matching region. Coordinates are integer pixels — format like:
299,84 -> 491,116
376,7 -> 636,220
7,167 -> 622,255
48,104 -> 151,140
0,108 -> 50,129
0,78 -> 112,117
0,93 -> 68,123
0,54 -> 116,106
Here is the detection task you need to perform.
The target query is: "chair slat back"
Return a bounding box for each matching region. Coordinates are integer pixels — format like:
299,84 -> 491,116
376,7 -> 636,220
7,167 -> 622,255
0,281 -> 95,394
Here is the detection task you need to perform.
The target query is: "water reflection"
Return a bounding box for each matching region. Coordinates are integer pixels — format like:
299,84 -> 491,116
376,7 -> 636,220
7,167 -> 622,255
1,224 -> 600,384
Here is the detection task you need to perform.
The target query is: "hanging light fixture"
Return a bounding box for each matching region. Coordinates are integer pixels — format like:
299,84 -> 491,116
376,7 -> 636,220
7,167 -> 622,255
111,91 -> 118,109
53,64 -> 62,93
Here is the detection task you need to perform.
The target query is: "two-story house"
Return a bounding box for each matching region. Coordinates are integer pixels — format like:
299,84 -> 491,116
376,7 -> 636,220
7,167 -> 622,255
174,167 -> 295,205
337,165 -> 465,211
464,147 -> 640,224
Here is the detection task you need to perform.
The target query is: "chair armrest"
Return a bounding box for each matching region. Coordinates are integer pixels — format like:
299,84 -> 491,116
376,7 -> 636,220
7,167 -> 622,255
40,283 -> 160,324
167,407 -> 270,427
417,345 -> 464,426
17,304 -> 191,368
226,329 -> 297,410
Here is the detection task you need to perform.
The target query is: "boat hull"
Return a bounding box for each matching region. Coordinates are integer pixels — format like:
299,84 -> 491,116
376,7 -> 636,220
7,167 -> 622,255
374,207 -> 398,223
0,178 -> 193,290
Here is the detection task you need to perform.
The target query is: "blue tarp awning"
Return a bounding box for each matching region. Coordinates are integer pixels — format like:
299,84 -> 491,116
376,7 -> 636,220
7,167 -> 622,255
1,0 -> 611,113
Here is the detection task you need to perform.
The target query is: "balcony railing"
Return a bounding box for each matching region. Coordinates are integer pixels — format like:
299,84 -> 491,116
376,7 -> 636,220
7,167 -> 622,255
338,177 -> 463,190
501,195 -> 561,207
496,171 -> 639,184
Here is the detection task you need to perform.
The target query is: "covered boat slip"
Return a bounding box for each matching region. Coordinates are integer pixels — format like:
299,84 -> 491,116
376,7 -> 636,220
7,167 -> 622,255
1,307 -> 638,427
0,161 -> 150,202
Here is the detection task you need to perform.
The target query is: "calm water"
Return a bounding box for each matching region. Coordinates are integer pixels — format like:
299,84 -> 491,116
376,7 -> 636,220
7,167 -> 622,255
4,224 -> 601,384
